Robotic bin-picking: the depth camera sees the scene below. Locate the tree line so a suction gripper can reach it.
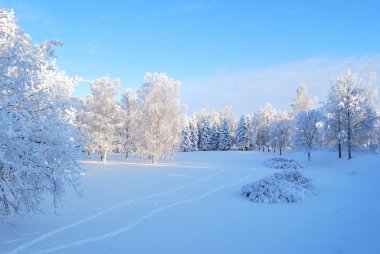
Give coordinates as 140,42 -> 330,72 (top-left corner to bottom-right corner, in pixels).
78,69 -> 379,163
180,79 -> 379,161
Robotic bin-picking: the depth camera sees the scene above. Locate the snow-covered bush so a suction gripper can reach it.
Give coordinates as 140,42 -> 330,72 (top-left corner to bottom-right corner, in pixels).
264,158 -> 303,169
241,171 -> 313,203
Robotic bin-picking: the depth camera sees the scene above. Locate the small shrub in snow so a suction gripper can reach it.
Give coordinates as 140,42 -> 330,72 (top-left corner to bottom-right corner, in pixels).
242,171 -> 313,203
264,157 -> 303,170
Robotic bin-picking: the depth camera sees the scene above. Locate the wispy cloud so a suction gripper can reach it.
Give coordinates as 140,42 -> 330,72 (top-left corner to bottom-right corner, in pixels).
180,55 -> 380,115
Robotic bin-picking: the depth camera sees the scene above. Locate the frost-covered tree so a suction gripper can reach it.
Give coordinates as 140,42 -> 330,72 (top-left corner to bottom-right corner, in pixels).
120,89 -> 138,159
269,111 -> 293,155
291,85 -> 317,113
326,70 -> 378,159
195,107 -> 235,149
189,117 -> 199,151
193,108 -> 208,148
236,115 -> 251,150
218,118 -> 232,150
220,106 -> 236,139
199,114 -> 213,151
0,8 -> 82,221
134,72 -> 186,162
211,118 -> 220,150
79,77 -> 122,163
375,112 -> 380,147
294,109 -> 323,161
180,119 -> 192,152
254,104 -> 276,152
325,87 -> 345,158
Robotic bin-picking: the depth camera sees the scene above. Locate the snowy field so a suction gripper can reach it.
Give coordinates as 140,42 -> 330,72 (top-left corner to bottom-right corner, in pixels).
1,151 -> 380,254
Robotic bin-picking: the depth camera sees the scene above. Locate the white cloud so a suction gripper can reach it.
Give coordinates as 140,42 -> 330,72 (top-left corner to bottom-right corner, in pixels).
180,55 -> 380,115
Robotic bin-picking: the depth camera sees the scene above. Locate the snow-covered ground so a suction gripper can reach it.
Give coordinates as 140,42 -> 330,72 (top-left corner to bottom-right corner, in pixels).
1,151 -> 380,254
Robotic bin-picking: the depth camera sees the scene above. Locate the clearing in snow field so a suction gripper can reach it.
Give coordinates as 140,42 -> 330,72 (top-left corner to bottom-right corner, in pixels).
1,151 -> 380,254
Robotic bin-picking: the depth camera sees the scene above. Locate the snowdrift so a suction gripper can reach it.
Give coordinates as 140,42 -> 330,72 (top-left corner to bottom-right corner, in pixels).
264,157 -> 303,170
242,170 -> 313,203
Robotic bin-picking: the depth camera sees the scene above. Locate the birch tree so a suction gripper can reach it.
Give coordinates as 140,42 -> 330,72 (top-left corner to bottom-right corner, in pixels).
254,104 -> 276,152
135,72 -> 186,163
79,77 -> 122,162
291,85 -> 317,113
295,109 -> 323,161
269,111 -> 293,155
327,70 -> 378,159
0,8 -> 82,221
120,89 -> 138,159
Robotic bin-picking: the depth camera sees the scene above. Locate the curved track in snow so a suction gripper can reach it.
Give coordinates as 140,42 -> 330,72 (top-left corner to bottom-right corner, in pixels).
28,167 -> 255,254
6,167 -> 227,254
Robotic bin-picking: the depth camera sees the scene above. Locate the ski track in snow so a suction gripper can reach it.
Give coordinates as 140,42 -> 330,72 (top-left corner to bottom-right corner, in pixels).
6,167 -> 226,254
28,167 -> 256,254
4,238 -> 24,244
168,173 -> 192,178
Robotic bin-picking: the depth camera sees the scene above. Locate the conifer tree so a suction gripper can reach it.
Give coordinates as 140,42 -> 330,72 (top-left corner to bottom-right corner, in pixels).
180,119 -> 192,152
189,117 -> 199,151
218,118 -> 232,150
199,114 -> 212,151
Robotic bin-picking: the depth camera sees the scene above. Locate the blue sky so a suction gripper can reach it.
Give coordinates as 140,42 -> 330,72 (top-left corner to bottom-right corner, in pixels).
2,0 -> 380,114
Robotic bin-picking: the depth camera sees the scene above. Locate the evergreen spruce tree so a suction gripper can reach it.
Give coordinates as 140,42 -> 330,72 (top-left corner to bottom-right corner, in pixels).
189,117 -> 199,151
180,120 -> 192,152
199,114 -> 212,151
236,115 -> 250,150
211,121 -> 220,150
218,118 -> 232,150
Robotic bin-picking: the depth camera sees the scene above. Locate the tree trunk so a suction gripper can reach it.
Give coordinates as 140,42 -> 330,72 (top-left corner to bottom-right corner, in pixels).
125,151 -> 129,159
280,147 -> 282,156
338,141 -> 342,159
338,112 -> 342,159
347,110 -> 352,160
101,151 -> 107,163
308,151 -> 311,161
346,88 -> 352,160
